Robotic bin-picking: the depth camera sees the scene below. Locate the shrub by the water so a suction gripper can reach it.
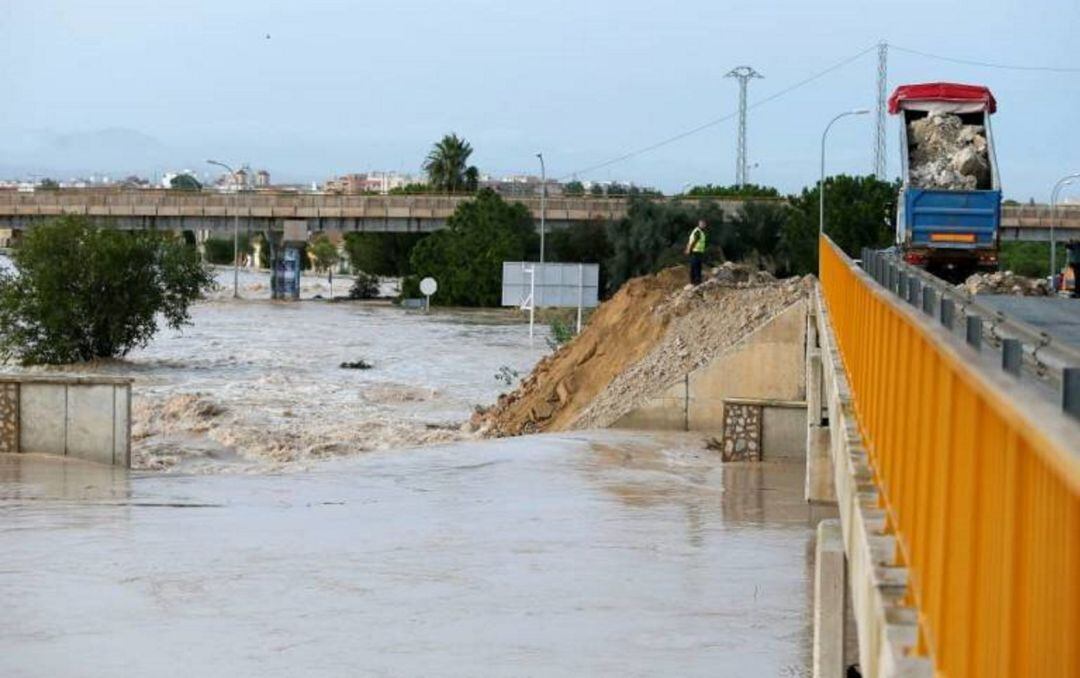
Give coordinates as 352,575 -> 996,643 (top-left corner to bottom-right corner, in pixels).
348,272 -> 380,299
0,217 -> 215,365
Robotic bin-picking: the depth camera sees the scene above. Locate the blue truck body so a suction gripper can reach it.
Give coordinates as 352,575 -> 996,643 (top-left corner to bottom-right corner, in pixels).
901,187 -> 1001,251
891,83 -> 1001,275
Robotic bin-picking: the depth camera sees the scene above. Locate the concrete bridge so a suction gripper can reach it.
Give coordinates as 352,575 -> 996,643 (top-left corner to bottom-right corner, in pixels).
807,237 -> 1079,676
0,189 -> 1075,241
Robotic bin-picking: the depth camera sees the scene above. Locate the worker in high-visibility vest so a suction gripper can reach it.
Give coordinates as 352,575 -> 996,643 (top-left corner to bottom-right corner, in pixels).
684,219 -> 708,285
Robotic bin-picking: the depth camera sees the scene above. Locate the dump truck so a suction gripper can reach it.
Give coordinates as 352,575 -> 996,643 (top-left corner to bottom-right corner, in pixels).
889,82 -> 1002,281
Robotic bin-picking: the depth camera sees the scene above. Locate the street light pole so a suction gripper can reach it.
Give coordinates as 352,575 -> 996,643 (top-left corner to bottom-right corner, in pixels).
820,109 -> 871,236
1050,173 -> 1080,283
536,152 -> 546,265
206,159 -> 241,299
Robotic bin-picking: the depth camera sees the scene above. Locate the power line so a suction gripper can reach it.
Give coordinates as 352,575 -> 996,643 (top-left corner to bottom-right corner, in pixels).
890,44 -> 1080,73
559,44 -> 878,180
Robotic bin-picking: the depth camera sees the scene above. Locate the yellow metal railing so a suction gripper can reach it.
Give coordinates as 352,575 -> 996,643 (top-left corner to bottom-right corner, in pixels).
819,235 -> 1080,677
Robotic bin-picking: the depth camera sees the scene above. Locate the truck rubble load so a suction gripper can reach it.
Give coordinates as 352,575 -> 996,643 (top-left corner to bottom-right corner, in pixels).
908,113 -> 990,190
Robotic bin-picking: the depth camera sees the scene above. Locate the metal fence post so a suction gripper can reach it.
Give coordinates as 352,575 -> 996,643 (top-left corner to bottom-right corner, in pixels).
940,298 -> 955,330
1002,339 -> 1022,376
966,315 -> 982,350
922,287 -> 935,316
1064,368 -> 1080,419
908,277 -> 921,306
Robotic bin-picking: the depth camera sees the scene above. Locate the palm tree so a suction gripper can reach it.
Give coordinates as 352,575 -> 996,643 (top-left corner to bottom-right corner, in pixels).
423,133 -> 479,193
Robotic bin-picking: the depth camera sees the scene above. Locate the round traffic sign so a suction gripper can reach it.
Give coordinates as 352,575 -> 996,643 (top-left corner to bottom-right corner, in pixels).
419,277 -> 438,296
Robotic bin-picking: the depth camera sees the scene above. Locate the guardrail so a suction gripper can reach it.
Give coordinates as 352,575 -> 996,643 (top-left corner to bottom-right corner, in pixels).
860,248 -> 1080,413
820,235 -> 1080,676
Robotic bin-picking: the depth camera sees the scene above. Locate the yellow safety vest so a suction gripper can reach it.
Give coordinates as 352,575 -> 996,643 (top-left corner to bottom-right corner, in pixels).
689,227 -> 706,253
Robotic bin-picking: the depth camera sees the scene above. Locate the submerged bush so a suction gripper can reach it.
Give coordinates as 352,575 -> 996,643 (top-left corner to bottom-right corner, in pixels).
348,272 -> 380,299
0,216 -> 215,365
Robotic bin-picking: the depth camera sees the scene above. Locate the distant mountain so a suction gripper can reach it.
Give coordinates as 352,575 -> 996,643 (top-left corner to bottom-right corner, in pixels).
0,127 -> 176,179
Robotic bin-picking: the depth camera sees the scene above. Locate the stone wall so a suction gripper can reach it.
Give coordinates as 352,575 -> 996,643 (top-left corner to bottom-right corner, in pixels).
0,376 -> 133,467
0,382 -> 17,454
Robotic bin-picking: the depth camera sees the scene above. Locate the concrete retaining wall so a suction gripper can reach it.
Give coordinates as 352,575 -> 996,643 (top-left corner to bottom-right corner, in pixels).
612,299 -> 808,459
0,375 -> 132,467
812,286 -> 931,677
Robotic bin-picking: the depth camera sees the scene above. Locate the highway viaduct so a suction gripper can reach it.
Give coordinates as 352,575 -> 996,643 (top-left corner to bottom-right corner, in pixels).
0,189 -> 1076,241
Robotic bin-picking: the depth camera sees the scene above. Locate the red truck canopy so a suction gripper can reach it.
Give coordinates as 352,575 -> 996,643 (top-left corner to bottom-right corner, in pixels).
888,82 -> 997,115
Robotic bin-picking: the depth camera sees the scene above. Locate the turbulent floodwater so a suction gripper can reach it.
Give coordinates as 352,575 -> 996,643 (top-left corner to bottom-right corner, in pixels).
0,432 -> 823,676
2,262 -> 549,472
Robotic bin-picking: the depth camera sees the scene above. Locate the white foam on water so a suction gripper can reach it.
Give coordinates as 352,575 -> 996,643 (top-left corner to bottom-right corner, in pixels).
4,266 -> 548,472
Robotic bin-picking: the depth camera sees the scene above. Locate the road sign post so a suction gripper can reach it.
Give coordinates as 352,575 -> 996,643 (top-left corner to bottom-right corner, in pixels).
419,277 -> 437,313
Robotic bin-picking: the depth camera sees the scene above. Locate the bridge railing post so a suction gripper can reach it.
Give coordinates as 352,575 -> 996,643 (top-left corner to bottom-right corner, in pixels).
940,298 -> 955,330
1063,367 -> 1080,420
907,277 -> 921,307
966,315 -> 982,351
1002,338 -> 1023,376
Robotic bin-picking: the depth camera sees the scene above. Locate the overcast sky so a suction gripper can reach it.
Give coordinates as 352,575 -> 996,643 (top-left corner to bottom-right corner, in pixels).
2,0 -> 1077,199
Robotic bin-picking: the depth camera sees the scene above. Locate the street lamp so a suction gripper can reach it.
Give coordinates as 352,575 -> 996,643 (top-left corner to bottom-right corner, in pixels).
820,109 -> 870,235
206,159 -> 242,299
536,152 -> 546,264
1050,173 -> 1080,283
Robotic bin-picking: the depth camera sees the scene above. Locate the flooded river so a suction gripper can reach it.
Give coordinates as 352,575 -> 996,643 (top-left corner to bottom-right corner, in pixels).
2,264 -> 549,471
0,432 -> 824,677
0,258 -> 827,675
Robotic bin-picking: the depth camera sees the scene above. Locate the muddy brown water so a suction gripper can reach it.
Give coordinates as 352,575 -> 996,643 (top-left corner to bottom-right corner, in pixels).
0,266 -> 551,471
0,432 -> 828,677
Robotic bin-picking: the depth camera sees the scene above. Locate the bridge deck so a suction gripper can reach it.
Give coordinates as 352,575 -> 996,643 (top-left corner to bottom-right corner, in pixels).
0,191 -> 1077,239
976,296 -> 1080,351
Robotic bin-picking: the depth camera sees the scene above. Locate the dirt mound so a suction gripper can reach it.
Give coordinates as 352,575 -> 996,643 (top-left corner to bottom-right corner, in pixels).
961,270 -> 1051,296
474,263 -> 810,436
575,275 -> 810,429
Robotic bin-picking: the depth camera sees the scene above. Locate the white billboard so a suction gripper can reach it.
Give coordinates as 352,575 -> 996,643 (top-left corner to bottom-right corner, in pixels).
501,262 -> 600,309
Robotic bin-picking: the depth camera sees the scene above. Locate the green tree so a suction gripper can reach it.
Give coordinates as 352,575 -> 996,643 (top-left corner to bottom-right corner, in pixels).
37,178 -> 60,191
999,242 -> 1066,278
546,220 -> 613,295
562,180 -> 585,196
684,183 -> 780,199
778,175 -> 898,276
348,272 -> 380,299
309,234 -> 340,273
343,232 -> 427,276
387,183 -> 432,195
0,217 -> 214,365
203,234 -> 252,265
170,174 -> 202,191
605,196 -> 730,292
407,189 -> 534,306
423,133 -> 479,193
732,201 -> 791,273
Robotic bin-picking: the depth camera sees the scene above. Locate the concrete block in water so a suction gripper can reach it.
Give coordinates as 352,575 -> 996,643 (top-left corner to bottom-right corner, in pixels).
66,385 -> 118,465
19,384 -> 67,455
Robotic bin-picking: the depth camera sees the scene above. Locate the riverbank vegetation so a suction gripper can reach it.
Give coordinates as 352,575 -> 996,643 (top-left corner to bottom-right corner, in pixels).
0,216 -> 214,365
338,173 -> 898,306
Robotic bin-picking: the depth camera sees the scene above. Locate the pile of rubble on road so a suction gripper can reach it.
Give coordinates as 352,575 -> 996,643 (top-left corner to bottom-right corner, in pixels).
960,270 -> 1051,297
470,261 -> 810,437
908,113 -> 990,190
